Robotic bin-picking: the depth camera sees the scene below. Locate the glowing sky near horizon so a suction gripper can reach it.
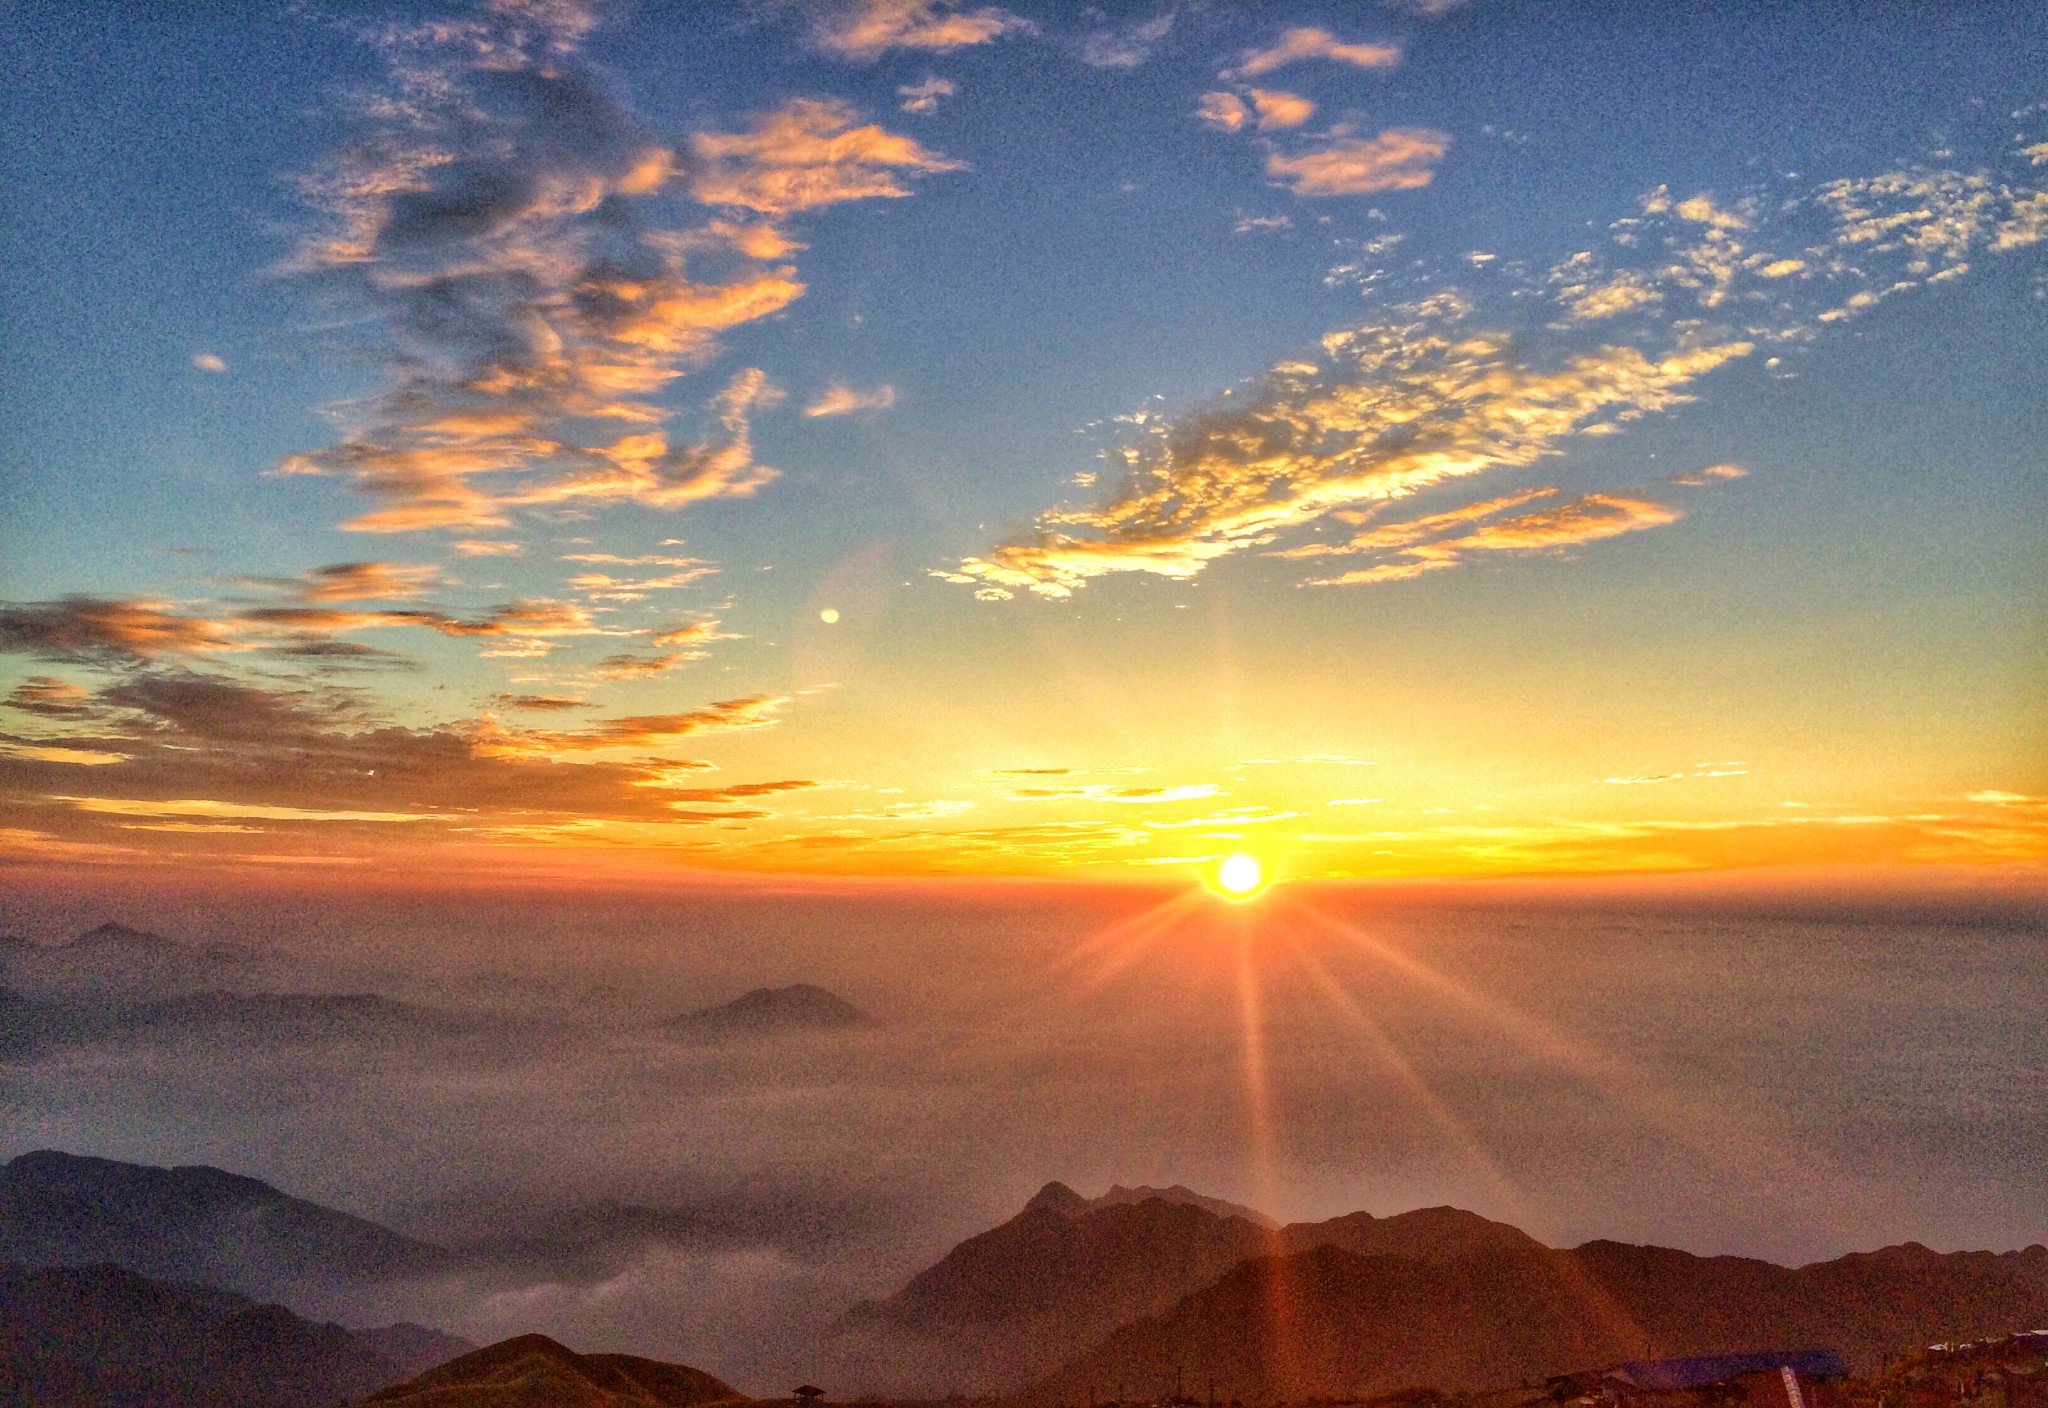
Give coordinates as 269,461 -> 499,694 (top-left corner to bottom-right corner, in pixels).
0,0 -> 2043,882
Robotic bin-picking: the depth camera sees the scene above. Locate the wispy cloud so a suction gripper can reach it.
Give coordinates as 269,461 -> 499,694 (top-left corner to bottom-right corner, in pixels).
795,0 -> 1030,61
1077,11 -> 1174,70
1247,89 -> 1315,132
1197,92 -> 1249,133
192,352 -> 227,373
688,99 -> 963,216
1229,27 -> 1400,79
938,292 -> 1750,599
1293,490 -> 1685,586
1266,127 -> 1450,196
276,7 -> 957,541
897,77 -> 955,115
0,669 -> 805,859
805,382 -> 897,417
0,596 -> 242,663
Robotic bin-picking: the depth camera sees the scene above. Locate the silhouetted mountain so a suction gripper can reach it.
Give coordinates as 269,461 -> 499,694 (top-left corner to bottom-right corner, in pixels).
829,1182 -> 1534,1395
362,1332 -> 747,1407
0,1259 -> 470,1407
663,984 -> 871,1039
0,988 -> 488,1059
0,921 -> 261,998
1025,1237 -> 2048,1403
0,1150 -> 456,1304
1091,1184 -> 1279,1229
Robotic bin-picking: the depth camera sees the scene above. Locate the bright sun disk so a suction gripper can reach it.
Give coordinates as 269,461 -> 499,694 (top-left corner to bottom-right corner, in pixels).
1217,852 -> 1263,897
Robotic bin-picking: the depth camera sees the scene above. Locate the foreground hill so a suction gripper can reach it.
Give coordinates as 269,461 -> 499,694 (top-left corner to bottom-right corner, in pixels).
0,1150 -> 455,1303
1025,1237 -> 2048,1403
0,1260 -> 468,1407
361,1333 -> 748,1407
827,1182 -> 1542,1394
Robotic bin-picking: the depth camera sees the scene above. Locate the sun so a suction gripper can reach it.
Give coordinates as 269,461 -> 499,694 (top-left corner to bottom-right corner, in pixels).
1213,852 -> 1266,900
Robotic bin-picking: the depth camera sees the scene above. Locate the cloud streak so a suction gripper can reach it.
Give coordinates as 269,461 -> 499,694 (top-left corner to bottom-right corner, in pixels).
938,293 -> 1750,599
1229,27 -> 1400,78
795,0 -> 1030,61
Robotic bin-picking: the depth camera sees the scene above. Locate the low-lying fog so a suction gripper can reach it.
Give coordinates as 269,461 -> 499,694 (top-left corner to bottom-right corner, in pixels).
3,877 -> 2043,1391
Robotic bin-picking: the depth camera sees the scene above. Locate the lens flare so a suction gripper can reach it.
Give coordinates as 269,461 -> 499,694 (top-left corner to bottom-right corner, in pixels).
1217,852 -> 1264,897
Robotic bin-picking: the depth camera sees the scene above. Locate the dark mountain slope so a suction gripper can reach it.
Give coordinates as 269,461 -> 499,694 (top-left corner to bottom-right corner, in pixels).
1027,1238 -> 2048,1403
362,1332 -> 748,1407
0,1150 -> 454,1302
0,1260 -> 467,1408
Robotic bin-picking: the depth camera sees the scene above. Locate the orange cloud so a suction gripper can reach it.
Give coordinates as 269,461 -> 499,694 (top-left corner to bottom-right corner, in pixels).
1231,27 -> 1400,78
940,296 -> 1752,599
1266,128 -> 1450,196
798,0 -> 1029,60
1197,92 -> 1249,133
897,77 -> 956,115
1248,89 -> 1315,131
5,677 -> 95,717
1302,492 -> 1685,586
805,382 -> 897,417
0,596 -> 242,663
480,695 -> 787,756
688,99 -> 963,217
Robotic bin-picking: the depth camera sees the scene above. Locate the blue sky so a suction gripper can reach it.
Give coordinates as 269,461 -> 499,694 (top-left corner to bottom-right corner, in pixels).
1,0 -> 2042,881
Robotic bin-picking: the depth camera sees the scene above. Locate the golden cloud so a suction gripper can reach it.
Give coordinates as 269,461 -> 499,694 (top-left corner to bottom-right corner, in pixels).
1231,26 -> 1400,78
1301,492 -> 1684,586
1197,92 -> 1249,133
940,294 -> 1752,599
798,0 -> 1029,60
688,99 -> 963,217
1248,89 -> 1316,131
1266,128 -> 1450,196
805,382 -> 898,417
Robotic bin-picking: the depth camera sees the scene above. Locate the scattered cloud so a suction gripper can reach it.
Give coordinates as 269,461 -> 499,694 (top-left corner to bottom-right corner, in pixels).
495,693 -> 593,711
1667,462 -> 1746,487
0,670 -> 801,858
454,540 -> 524,557
0,596 -> 242,664
689,98 -> 964,216
1384,0 -> 1472,14
192,353 -> 227,373
1248,89 -> 1315,132
1266,127 -> 1450,196
939,292 -> 1751,599
1197,92 -> 1249,133
897,77 -> 956,115
4,678 -> 95,718
1078,11 -> 1174,69
243,561 -> 444,602
1234,212 -> 1292,234
795,0 -> 1030,61
1230,27 -> 1400,79
1295,490 -> 1684,586
805,382 -> 898,417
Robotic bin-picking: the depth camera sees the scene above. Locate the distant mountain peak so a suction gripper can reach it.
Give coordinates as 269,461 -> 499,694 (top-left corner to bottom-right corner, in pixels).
1024,1181 -> 1090,1216
664,983 -> 871,1039
1094,1183 -> 1278,1229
